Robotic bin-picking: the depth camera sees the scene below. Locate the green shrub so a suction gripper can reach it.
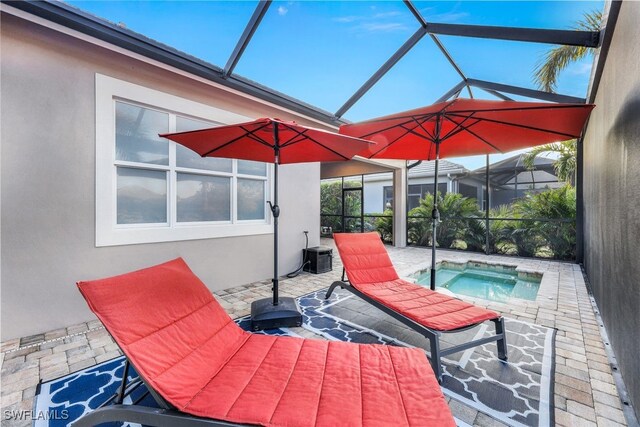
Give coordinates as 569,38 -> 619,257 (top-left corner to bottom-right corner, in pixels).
372,209 -> 393,243
407,192 -> 482,248
511,186 -> 577,260
464,205 -> 513,254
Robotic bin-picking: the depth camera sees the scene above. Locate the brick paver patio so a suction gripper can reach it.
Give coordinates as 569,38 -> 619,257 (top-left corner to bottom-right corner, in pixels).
1,240 -> 630,426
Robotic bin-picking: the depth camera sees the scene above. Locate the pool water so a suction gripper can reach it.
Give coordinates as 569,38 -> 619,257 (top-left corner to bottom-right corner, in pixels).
414,265 -> 541,302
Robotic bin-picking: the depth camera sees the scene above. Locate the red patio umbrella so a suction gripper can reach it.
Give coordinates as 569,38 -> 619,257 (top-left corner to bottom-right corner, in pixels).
340,98 -> 594,290
161,118 -> 373,330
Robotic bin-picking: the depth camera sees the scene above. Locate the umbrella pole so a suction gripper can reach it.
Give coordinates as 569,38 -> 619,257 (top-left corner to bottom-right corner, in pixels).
430,115 -> 442,292
430,141 -> 441,291
271,160 -> 279,305
250,122 -> 301,331
270,124 -> 281,306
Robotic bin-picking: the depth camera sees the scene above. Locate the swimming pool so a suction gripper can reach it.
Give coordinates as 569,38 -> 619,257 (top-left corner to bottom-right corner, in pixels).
413,262 -> 542,302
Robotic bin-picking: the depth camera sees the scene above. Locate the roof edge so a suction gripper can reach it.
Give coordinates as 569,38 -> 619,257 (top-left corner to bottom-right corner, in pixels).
3,0 -> 346,127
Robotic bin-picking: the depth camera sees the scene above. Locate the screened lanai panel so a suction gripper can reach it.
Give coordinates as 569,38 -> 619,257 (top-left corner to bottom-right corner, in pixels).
440,36 -> 593,100
424,1 -> 601,99
320,177 -> 343,235
411,1 -> 601,29
68,1 -> 257,68
233,1 -> 420,114
344,35 -> 462,122
503,170 -> 560,187
441,36 -> 550,97
66,0 -> 601,122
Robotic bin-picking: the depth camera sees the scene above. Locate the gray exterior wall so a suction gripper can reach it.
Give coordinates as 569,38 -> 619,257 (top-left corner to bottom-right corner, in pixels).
1,13 -> 321,339
582,1 -> 640,416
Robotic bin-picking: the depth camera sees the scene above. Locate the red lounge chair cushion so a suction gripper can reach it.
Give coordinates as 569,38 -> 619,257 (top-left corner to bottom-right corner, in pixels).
78,258 -> 455,427
334,232 -> 500,331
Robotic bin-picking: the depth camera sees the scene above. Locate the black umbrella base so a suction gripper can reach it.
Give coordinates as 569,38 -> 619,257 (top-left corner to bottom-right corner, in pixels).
250,296 -> 302,331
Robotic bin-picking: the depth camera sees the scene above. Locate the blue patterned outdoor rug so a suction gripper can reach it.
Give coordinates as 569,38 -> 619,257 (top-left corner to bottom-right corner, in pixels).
301,288 -> 556,427
33,319 -> 294,427
35,290 -> 554,427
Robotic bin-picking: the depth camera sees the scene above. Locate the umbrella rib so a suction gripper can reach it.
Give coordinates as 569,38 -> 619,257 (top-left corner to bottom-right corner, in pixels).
415,115 -> 437,160
443,115 -> 504,153
366,118 -> 435,158
366,133 -> 406,158
352,113 -> 438,139
276,123 -> 309,147
441,117 -> 483,142
278,134 -> 308,148
245,132 -> 277,148
278,135 -> 312,150
412,117 -> 435,141
280,135 -> 308,148
276,123 -> 352,161
446,113 -> 580,139
299,134 -> 351,161
439,112 -> 480,142
401,119 -> 436,142
201,123 -> 272,157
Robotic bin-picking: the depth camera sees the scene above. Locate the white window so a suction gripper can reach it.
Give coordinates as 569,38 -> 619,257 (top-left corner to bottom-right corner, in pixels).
96,74 -> 272,246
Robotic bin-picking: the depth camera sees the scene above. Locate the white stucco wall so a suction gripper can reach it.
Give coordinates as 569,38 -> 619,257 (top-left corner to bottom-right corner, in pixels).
0,12 -> 321,339
363,180 -> 387,213
362,174 -> 458,213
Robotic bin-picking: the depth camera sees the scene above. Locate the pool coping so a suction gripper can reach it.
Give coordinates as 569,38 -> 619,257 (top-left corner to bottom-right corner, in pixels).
402,259 -> 554,306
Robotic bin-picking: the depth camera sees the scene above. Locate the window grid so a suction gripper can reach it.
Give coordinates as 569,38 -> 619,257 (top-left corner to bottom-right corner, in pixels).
114,100 -> 268,228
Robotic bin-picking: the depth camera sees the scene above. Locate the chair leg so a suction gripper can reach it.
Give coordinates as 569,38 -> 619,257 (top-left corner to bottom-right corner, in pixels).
428,334 -> 443,383
494,317 -> 508,360
115,359 -> 130,404
325,281 -> 343,299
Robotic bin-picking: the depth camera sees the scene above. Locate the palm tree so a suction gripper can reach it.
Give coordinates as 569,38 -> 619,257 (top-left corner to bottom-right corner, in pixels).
511,186 -> 577,259
407,192 -> 482,248
533,10 -> 602,93
528,11 -> 602,185
464,205 -> 514,254
522,139 -> 577,184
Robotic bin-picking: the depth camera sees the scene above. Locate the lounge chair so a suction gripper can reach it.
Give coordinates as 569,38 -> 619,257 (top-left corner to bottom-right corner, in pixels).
76,257 -> 455,427
326,232 -> 508,382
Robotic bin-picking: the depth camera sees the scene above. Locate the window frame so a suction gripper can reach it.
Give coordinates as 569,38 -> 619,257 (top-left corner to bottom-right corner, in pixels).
96,74 -> 273,247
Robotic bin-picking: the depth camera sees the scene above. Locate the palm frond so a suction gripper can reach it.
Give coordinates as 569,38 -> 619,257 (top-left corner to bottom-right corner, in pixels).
574,10 -> 603,31
533,10 -> 602,93
534,45 -> 589,93
523,142 -> 565,169
523,140 -> 577,183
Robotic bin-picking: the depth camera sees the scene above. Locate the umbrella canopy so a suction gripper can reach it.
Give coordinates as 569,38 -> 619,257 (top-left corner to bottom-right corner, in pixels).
161,117 -> 373,330
161,117 -> 372,164
340,98 -> 594,291
340,98 -> 595,160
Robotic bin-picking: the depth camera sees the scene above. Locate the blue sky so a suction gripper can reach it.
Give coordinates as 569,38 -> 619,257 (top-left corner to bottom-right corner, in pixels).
69,0 -> 603,169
